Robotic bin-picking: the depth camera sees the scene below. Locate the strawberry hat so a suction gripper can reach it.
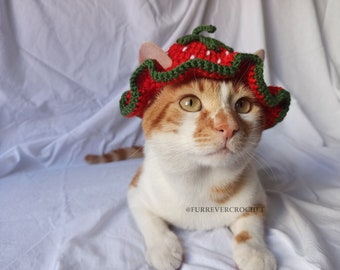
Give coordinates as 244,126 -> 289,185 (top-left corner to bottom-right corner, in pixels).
120,25 -> 290,129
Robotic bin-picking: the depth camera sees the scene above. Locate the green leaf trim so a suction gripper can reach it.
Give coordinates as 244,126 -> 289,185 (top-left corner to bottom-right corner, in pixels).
177,25 -> 234,52
120,53 -> 290,123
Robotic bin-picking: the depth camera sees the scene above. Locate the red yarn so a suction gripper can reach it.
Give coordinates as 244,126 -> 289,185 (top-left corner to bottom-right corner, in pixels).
120,25 -> 290,129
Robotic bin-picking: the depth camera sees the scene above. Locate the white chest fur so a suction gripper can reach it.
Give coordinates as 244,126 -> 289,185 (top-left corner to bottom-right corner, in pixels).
128,145 -> 266,231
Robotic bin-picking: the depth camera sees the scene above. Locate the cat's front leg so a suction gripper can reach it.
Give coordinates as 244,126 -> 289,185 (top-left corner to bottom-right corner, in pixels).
230,212 -> 276,270
129,205 -> 183,270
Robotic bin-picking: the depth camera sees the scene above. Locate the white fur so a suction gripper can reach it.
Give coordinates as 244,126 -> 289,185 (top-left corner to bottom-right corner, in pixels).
220,82 -> 230,109
128,82 -> 276,270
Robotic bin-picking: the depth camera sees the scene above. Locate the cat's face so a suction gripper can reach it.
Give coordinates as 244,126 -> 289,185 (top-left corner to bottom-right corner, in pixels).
142,79 -> 265,168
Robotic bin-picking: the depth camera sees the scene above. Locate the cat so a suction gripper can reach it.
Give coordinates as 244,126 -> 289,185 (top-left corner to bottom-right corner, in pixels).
126,76 -> 276,270
86,32 -> 282,269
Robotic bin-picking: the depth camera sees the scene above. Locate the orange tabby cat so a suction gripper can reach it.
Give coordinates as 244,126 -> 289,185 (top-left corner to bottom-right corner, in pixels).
87,78 -> 275,270
87,26 -> 290,270
128,77 -> 275,270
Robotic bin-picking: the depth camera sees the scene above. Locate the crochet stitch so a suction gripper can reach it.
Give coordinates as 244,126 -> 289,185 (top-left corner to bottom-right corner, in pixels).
120,25 -> 290,129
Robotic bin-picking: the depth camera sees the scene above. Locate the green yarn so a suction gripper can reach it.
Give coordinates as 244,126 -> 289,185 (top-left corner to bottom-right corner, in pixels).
177,25 -> 234,52
120,24 -> 290,129
192,25 -> 216,35
120,53 -> 290,121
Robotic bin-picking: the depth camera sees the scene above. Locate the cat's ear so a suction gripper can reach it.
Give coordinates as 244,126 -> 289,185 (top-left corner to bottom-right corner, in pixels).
254,49 -> 265,61
138,42 -> 172,68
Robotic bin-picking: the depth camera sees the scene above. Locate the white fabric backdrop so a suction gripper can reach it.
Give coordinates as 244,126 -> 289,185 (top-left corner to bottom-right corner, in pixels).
0,0 -> 339,269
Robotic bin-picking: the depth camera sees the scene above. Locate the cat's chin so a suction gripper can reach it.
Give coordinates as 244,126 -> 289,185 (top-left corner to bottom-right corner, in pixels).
193,147 -> 233,167
206,147 -> 229,157
194,144 -> 252,168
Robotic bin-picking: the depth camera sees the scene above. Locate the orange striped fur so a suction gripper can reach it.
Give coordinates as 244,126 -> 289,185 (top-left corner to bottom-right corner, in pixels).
129,166 -> 142,188
210,172 -> 247,204
235,230 -> 251,243
85,146 -> 143,164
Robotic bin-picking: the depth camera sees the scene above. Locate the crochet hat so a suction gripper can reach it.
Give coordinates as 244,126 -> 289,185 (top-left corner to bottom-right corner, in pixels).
120,25 -> 290,129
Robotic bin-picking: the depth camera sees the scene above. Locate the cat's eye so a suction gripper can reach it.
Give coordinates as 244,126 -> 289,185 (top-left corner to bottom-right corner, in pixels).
179,95 -> 202,112
235,98 -> 252,114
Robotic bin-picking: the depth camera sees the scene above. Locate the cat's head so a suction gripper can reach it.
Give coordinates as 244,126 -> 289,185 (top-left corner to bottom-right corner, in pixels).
142,78 -> 264,168
137,41 -> 266,168
120,26 -> 290,168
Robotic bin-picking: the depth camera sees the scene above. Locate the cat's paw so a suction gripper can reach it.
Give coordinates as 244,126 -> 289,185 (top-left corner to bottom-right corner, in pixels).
233,244 -> 276,270
146,231 -> 183,270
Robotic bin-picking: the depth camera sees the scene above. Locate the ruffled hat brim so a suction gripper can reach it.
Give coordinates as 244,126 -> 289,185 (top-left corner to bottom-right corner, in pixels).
120,25 -> 290,129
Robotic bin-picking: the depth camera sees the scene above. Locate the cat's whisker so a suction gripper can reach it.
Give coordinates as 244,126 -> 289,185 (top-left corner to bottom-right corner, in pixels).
243,150 -> 278,184
127,146 -> 144,159
234,65 -> 251,86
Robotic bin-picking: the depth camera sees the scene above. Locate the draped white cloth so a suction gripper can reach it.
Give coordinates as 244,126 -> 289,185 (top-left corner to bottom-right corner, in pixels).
1,0 -> 339,269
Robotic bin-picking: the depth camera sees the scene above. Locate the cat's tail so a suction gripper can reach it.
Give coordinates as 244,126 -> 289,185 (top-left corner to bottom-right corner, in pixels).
85,146 -> 143,164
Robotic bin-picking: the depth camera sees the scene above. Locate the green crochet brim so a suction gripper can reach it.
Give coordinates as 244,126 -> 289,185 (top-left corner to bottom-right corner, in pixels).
120,53 -> 290,128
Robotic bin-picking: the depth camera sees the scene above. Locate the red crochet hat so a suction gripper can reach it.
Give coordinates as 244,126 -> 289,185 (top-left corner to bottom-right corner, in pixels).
120,25 -> 290,129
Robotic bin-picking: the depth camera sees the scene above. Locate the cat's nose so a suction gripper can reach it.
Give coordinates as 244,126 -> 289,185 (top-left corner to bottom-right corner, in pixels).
215,122 -> 239,140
